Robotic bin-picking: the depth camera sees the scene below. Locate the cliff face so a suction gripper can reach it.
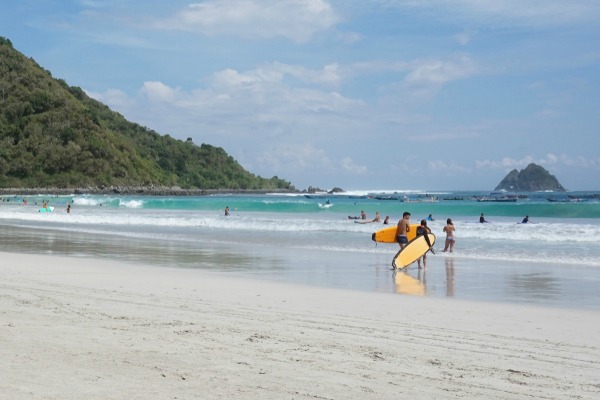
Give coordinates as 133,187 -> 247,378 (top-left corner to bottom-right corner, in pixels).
495,163 -> 566,192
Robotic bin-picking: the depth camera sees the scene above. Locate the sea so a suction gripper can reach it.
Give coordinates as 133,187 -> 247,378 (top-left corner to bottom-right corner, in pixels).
1,190 -> 599,310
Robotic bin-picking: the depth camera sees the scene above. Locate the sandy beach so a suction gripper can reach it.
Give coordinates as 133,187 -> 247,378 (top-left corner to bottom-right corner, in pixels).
1,252 -> 598,399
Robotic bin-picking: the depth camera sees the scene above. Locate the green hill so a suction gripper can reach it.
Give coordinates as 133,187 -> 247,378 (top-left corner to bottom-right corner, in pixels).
0,37 -> 294,191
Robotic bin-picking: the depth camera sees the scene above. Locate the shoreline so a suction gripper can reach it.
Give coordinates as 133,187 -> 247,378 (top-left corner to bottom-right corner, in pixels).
2,201 -> 600,311
2,251 -> 599,399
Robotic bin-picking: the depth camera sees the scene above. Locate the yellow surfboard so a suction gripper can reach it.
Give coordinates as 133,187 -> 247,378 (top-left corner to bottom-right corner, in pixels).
392,233 -> 436,269
371,223 -> 421,243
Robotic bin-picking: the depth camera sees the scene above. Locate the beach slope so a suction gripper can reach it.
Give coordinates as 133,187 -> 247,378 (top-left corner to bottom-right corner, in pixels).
1,252 -> 598,399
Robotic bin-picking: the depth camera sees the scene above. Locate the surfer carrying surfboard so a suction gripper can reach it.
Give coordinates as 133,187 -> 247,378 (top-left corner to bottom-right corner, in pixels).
396,212 -> 411,249
416,220 -> 434,268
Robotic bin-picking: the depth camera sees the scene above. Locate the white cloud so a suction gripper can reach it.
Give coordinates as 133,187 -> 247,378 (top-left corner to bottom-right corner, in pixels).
475,155 -> 537,169
447,0 -> 600,26
140,81 -> 181,103
405,55 -> 478,86
124,63 -> 360,124
475,153 -> 600,170
428,160 -> 469,173
257,143 -> 333,172
87,61 -> 365,175
78,0 -> 110,9
155,0 -> 340,42
453,31 -> 472,46
549,154 -> 600,168
405,129 -> 479,143
86,88 -> 134,109
340,157 -> 368,175
395,55 -> 480,99
378,0 -> 600,27
214,63 -> 342,87
123,62 -> 349,119
342,55 -> 479,99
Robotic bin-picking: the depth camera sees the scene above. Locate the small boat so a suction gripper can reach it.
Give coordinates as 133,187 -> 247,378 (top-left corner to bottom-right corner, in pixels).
546,197 -> 585,203
477,197 -> 517,202
373,195 -> 405,201
405,196 -> 439,203
442,196 -> 464,201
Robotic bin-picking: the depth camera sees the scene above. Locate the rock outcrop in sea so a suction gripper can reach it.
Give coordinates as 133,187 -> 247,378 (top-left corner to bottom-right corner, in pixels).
494,163 -> 566,192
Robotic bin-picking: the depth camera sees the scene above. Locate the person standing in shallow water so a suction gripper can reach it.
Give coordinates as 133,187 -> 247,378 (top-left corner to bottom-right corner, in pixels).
443,218 -> 455,253
373,211 -> 381,222
396,212 -> 411,249
224,206 -> 230,216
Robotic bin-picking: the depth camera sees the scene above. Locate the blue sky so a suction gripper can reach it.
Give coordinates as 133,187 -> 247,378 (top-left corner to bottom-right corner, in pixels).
3,0 -> 600,191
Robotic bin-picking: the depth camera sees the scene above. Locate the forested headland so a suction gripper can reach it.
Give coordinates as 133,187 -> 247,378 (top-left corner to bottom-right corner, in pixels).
0,37 -> 294,192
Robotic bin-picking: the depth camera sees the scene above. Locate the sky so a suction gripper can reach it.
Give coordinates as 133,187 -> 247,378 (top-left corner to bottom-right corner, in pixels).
2,0 -> 600,191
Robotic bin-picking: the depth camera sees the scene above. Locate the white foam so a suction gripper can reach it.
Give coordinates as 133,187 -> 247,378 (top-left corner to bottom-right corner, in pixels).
2,205 -> 600,267
119,199 -> 145,208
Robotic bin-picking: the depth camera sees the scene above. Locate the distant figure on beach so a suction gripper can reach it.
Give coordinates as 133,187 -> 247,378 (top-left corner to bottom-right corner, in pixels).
521,215 -> 529,223
396,211 -> 411,249
383,216 -> 390,225
443,218 -> 455,253
66,204 -> 71,214
224,206 -> 230,216
416,219 -> 434,269
373,211 -> 381,222
479,213 -> 488,223
426,214 -> 434,221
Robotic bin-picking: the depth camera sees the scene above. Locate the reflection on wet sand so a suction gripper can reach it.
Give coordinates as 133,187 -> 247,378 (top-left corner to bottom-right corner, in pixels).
0,225 -> 285,272
445,257 -> 455,297
393,270 -> 426,296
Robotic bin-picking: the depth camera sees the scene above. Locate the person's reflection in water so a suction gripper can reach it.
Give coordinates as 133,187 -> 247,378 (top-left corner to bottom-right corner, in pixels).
445,257 -> 455,297
393,270 -> 425,296
417,267 -> 427,288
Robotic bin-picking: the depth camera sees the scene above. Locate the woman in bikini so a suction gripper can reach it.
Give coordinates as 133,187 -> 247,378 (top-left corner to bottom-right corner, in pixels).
443,218 -> 455,253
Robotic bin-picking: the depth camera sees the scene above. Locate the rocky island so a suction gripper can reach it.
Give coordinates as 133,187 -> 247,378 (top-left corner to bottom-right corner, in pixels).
495,163 -> 566,192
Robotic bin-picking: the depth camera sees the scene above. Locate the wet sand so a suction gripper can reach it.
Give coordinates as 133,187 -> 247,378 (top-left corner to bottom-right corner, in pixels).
2,222 -> 599,310
1,252 -> 599,399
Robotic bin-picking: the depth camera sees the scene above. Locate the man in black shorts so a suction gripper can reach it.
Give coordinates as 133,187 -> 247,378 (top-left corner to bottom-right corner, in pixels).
396,211 -> 411,249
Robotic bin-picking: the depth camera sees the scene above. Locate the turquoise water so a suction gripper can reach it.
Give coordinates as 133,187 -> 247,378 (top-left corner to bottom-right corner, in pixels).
42,190 -> 600,218
1,190 -> 600,310
4,190 -> 599,217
